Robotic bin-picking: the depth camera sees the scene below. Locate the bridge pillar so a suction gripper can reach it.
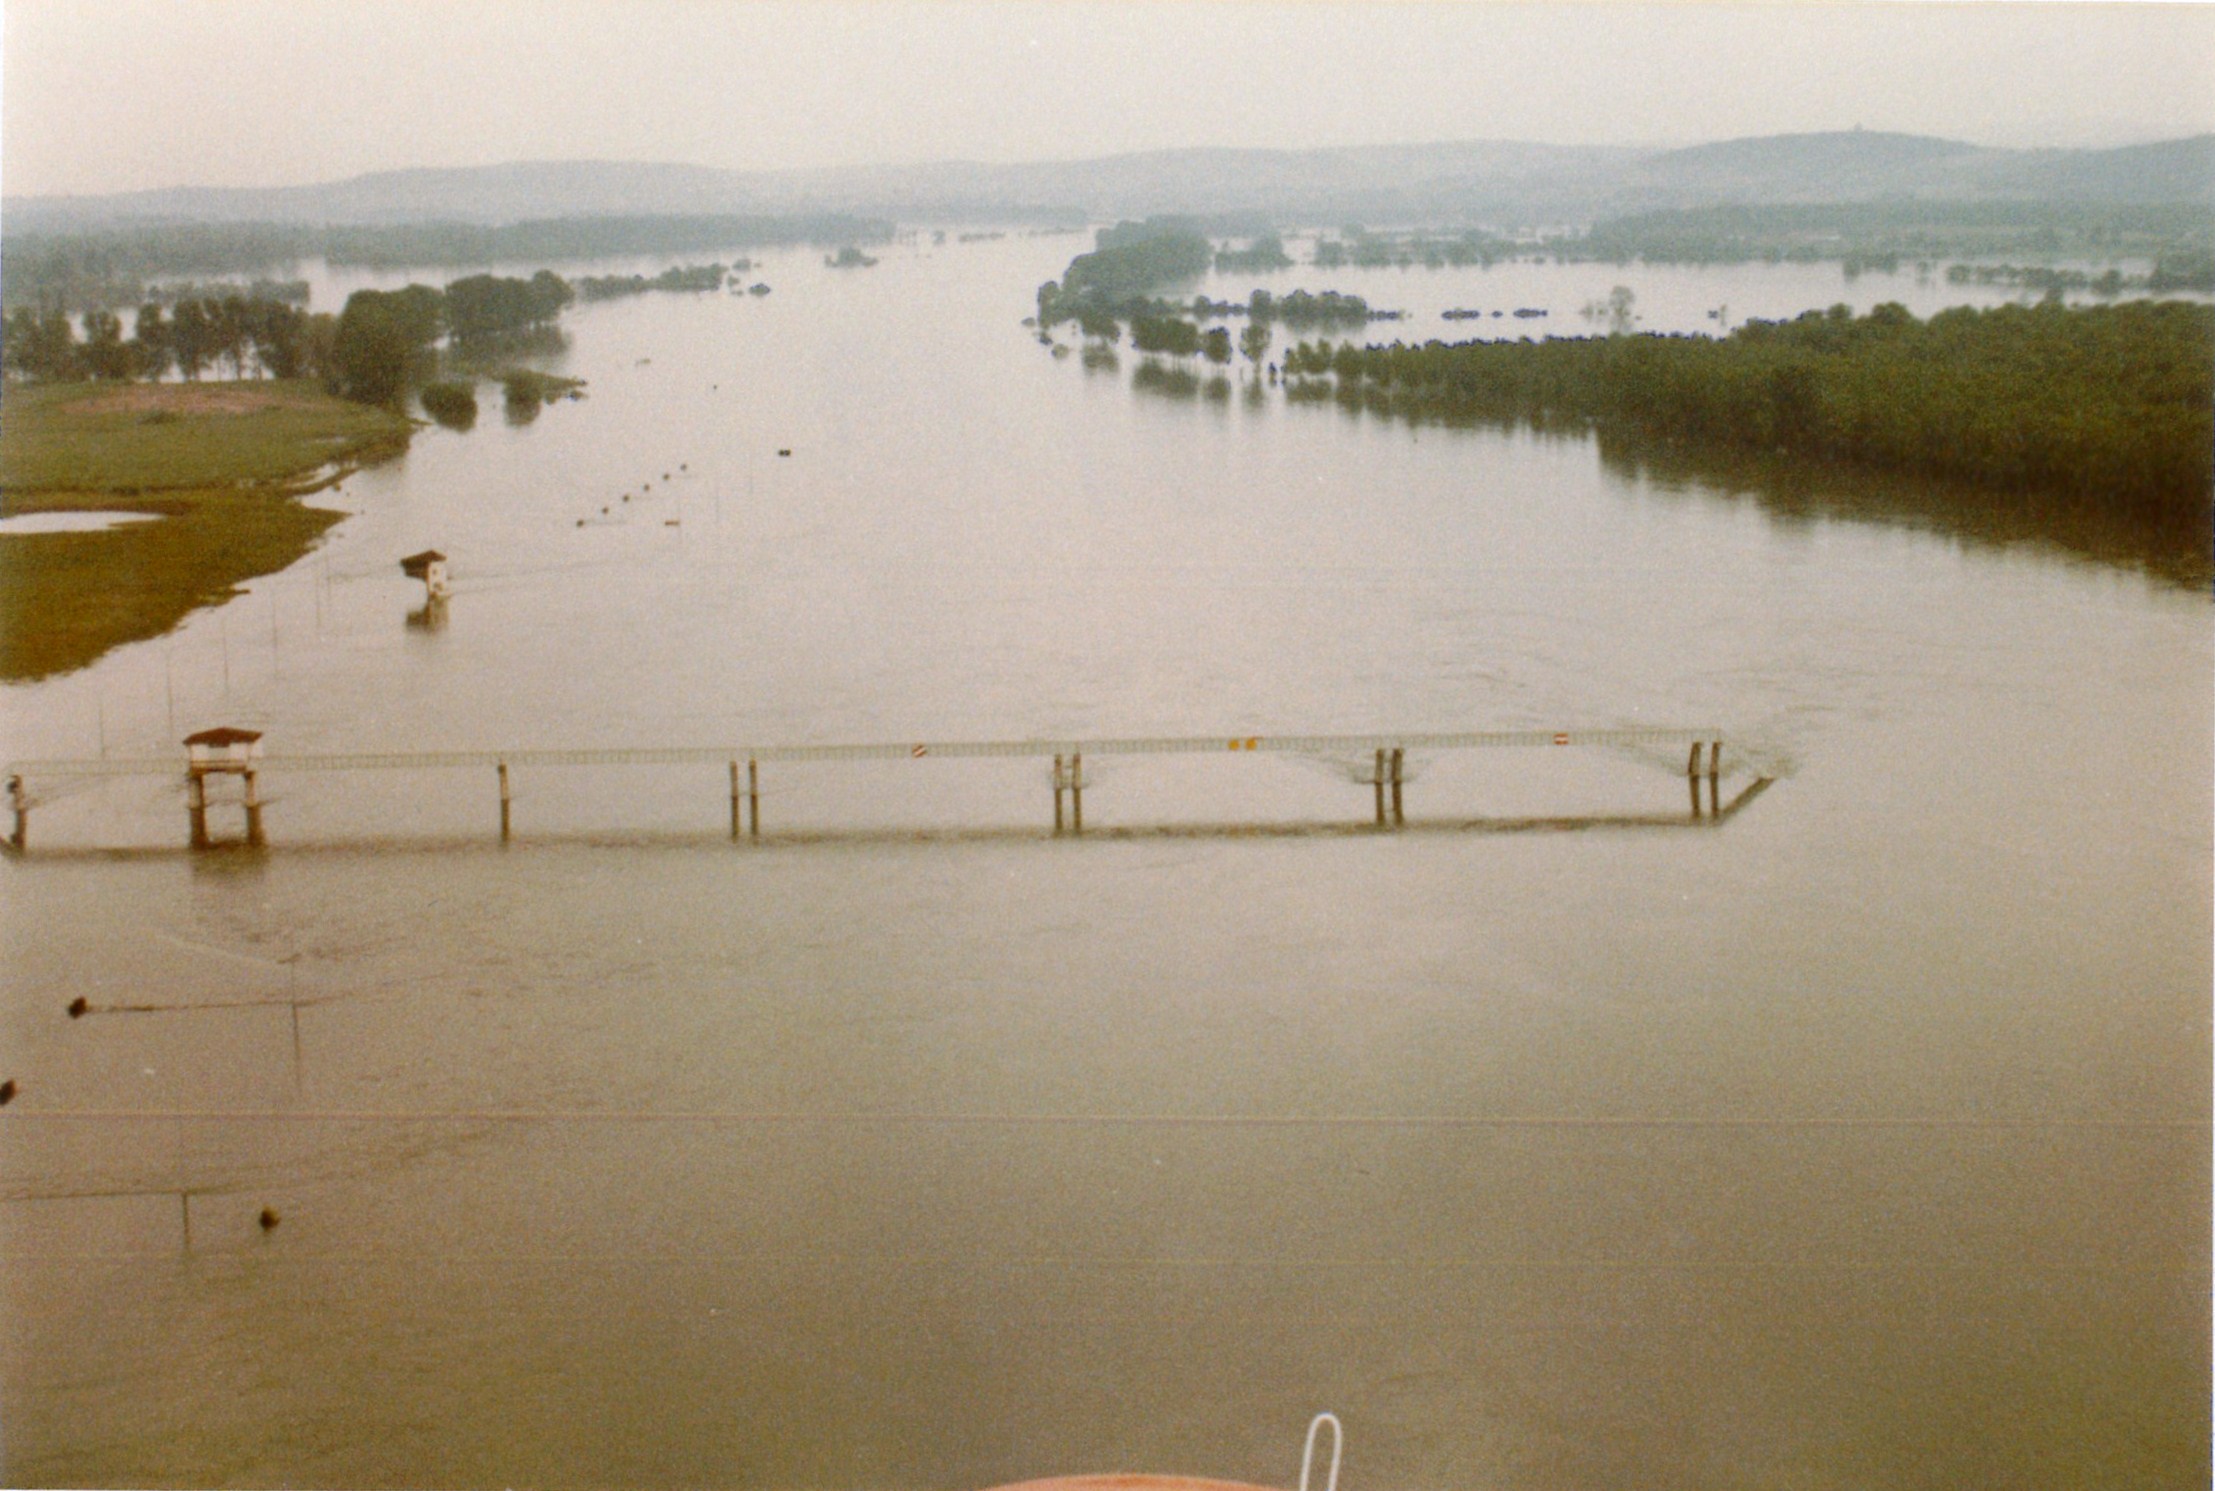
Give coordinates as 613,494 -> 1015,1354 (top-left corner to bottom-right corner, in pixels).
243,769 -> 265,848
187,773 -> 210,849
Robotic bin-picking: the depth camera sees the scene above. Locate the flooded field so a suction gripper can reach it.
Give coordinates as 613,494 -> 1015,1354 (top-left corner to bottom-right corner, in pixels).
2,235 -> 2207,1489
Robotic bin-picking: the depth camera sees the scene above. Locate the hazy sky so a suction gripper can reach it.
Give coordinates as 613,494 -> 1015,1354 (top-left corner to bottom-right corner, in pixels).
5,2 -> 2213,197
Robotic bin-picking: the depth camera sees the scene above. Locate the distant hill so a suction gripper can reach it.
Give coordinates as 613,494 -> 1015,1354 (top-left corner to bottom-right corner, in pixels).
8,132 -> 2211,234
1620,130 -> 2215,207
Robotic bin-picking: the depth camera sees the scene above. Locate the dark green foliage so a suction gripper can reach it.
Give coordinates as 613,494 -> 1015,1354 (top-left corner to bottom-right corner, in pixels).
1285,300 -> 2214,526
3,308 -> 82,380
496,368 -> 585,414
575,264 -> 728,299
824,246 -> 879,268
1201,326 -> 1233,365
1313,229 -> 1510,269
330,286 -> 445,404
1130,315 -> 1201,358
1037,230 -> 1212,325
1272,290 -> 1377,328
443,271 -> 572,340
1215,235 -> 1294,272
419,379 -> 479,429
3,294 -> 312,383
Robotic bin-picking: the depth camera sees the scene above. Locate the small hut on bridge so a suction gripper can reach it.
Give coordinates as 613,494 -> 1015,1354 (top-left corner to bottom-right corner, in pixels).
400,549 -> 450,599
183,726 -> 264,848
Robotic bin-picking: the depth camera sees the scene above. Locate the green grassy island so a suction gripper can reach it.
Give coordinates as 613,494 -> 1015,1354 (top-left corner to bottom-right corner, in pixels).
1282,299 -> 2214,568
0,380 -> 413,681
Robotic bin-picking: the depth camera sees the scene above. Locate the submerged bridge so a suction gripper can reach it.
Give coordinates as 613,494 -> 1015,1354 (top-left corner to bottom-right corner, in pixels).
5,727 -> 1767,851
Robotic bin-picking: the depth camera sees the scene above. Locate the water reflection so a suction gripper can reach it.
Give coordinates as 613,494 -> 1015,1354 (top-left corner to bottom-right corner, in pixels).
1595,429 -> 2215,588
1268,379 -> 2211,587
1131,361 -> 1201,400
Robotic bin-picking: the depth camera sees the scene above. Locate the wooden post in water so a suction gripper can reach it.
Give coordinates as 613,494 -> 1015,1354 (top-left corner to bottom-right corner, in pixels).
1052,755 -> 1066,834
748,758 -> 760,839
1070,753 -> 1083,835
1390,748 -> 1405,826
1373,749 -> 1387,826
188,773 -> 210,849
243,767 -> 264,847
497,762 -> 512,842
729,761 -> 742,840
6,775 -> 24,852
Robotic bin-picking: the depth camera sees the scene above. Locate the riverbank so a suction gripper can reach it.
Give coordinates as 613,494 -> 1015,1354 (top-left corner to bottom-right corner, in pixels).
0,379 -> 413,681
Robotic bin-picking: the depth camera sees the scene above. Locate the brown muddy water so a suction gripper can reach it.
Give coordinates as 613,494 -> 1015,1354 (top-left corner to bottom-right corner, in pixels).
1,237 -> 2207,1489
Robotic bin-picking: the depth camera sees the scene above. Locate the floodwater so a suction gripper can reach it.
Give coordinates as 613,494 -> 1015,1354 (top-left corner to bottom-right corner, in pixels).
0,511 -> 163,535
1,237 -> 2208,1490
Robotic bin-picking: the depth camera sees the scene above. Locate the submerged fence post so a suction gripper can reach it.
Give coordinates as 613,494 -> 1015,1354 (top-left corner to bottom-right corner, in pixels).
729,761 -> 742,840
243,768 -> 265,847
6,774 -> 24,852
497,762 -> 512,842
1373,749 -> 1386,826
1053,754 -> 1066,834
748,758 -> 760,839
1389,747 -> 1405,826
187,772 -> 210,850
1070,752 -> 1083,835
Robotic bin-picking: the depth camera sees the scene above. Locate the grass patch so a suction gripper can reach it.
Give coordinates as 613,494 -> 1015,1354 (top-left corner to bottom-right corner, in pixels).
1,381 -> 412,491
0,379 -> 415,681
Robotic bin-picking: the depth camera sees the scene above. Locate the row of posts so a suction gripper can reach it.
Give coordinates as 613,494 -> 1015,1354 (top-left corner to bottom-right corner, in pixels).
2,739 -> 1731,854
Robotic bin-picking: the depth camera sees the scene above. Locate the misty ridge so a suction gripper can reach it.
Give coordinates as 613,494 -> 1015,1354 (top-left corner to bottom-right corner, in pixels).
8,129 -> 2214,233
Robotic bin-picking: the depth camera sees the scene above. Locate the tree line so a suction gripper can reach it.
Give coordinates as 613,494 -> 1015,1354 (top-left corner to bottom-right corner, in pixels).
3,270 -> 582,406
1277,300 -> 2213,525
3,214 -> 891,313
4,295 -> 319,383
575,263 -> 742,300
